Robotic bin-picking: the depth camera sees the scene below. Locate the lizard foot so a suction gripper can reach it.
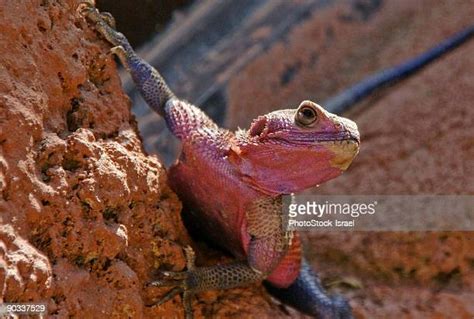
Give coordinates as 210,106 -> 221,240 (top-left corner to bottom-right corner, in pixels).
78,1 -> 176,114
77,2 -> 127,48
77,2 -> 115,28
97,11 -> 116,29
148,246 -> 197,319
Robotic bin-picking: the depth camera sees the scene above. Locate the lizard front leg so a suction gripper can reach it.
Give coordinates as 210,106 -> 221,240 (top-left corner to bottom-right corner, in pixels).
78,3 -> 220,140
149,197 -> 291,318
78,2 -> 174,116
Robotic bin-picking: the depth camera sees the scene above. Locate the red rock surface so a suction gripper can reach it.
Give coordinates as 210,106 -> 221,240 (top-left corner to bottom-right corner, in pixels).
0,1 -> 189,317
226,0 -> 474,318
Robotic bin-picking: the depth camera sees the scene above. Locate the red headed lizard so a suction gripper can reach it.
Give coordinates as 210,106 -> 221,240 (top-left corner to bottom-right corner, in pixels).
78,3 -> 473,319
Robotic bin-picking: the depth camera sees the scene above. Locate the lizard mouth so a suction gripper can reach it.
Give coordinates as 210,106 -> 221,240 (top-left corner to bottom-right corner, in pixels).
270,131 -> 360,146
313,132 -> 360,144
248,115 -> 360,145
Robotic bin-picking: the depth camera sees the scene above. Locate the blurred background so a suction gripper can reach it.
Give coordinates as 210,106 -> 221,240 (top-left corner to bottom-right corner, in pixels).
97,0 -> 474,317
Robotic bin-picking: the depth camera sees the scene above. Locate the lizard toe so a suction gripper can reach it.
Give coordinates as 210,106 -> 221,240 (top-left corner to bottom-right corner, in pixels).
147,246 -> 198,318
147,270 -> 197,319
99,12 -> 116,29
76,1 -> 96,18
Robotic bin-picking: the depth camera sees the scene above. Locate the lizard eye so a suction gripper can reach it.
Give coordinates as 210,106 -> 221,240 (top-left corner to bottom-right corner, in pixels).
295,104 -> 318,126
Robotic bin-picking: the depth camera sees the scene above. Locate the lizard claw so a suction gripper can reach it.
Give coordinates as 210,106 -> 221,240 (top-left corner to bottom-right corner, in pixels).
77,2 -> 115,28
99,11 -> 116,29
76,1 -> 95,17
77,4 -> 128,49
148,246 -> 197,319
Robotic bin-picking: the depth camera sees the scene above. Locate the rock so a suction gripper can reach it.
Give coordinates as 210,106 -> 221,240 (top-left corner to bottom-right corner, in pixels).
0,1 -> 186,317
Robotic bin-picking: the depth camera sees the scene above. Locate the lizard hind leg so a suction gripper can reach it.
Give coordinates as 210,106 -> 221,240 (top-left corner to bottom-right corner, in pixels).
148,246 -> 264,319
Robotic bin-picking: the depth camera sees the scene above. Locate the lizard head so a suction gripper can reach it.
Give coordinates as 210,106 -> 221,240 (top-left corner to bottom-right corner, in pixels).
232,100 -> 360,195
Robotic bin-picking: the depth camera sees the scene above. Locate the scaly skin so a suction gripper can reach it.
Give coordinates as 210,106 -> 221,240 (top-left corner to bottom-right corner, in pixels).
79,4 -> 359,318
323,25 -> 474,114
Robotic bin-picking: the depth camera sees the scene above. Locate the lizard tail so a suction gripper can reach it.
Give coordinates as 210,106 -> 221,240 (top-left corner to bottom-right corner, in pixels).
265,258 -> 353,319
324,25 -> 474,114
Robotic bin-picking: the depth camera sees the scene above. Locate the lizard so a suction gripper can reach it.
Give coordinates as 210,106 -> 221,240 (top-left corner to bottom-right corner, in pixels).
78,3 -> 474,318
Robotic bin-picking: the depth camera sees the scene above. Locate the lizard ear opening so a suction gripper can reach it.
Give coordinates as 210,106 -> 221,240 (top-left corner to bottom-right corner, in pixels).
249,116 -> 268,138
